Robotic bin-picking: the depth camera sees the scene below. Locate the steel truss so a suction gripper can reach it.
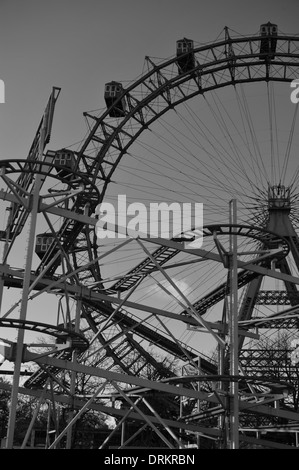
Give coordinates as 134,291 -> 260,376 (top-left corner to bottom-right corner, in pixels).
1,24 -> 299,449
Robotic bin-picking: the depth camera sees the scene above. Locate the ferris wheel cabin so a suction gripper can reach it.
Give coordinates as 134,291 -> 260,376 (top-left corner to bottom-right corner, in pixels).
53,150 -> 76,178
176,38 -> 195,74
260,22 -> 277,57
35,233 -> 58,260
104,81 -> 127,117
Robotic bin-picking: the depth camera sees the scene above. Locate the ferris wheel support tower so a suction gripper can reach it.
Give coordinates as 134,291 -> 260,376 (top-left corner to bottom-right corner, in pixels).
4,87 -> 61,449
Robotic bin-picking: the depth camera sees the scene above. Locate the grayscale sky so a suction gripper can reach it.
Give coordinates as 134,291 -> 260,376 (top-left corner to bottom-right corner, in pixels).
0,0 -> 298,160
0,0 -> 299,353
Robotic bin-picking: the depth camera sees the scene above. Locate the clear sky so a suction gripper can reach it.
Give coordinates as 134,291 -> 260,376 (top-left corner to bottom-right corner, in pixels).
0,0 -> 299,353
0,0 -> 298,160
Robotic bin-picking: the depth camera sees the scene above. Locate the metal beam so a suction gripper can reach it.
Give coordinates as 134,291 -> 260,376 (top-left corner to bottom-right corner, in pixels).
0,381 -> 221,437
24,350 -> 217,402
6,112 -> 48,449
229,200 -> 239,449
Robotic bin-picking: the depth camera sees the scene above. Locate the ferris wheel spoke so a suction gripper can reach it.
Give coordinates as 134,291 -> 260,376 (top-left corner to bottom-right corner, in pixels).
3,23 -> 299,449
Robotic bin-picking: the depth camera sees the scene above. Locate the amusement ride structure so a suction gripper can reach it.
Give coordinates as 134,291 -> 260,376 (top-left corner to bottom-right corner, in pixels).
1,22 -> 299,449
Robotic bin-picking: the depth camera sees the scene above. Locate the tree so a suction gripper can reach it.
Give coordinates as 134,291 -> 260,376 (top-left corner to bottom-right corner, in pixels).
239,331 -> 299,447
0,377 -> 10,441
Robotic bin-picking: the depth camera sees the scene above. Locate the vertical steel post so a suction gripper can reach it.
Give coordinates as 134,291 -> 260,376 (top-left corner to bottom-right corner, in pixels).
5,130 -> 46,449
197,356 -> 201,449
179,370 -> 183,449
66,297 -> 81,448
0,209 -> 12,315
218,301 -> 227,448
229,199 -> 239,449
0,270 -> 5,316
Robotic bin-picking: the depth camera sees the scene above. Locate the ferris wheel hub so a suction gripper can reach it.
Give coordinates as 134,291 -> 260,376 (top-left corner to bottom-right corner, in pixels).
268,184 -> 291,211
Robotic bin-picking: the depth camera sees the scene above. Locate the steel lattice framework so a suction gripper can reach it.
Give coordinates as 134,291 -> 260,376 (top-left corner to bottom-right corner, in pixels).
1,24 -> 299,450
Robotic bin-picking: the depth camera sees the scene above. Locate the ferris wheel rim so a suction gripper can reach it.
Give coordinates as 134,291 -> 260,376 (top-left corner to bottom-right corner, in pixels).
58,26 -> 299,331
3,25 -> 299,449
76,29 -> 299,198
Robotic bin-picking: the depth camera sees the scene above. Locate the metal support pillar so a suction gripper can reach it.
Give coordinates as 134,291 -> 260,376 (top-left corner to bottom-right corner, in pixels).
0,210 -> 12,315
0,269 -> 6,315
5,133 -> 46,449
66,297 -> 82,448
229,199 -> 239,449
218,299 -> 228,448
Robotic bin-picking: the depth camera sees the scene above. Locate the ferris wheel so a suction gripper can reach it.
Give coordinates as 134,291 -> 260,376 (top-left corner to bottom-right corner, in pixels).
1,22 -> 299,449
